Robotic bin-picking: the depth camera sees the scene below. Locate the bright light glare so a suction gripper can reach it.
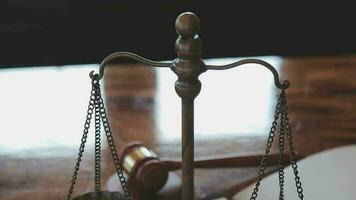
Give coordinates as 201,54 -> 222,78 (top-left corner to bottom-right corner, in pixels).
155,57 -> 281,141
0,65 -> 99,156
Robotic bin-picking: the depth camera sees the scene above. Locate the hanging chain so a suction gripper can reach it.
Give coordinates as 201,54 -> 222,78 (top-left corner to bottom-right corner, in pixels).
94,79 -> 102,191
278,89 -> 287,200
66,75 -> 132,200
283,91 -> 304,199
95,77 -> 133,200
250,86 -> 305,200
66,80 -> 96,200
249,91 -> 284,200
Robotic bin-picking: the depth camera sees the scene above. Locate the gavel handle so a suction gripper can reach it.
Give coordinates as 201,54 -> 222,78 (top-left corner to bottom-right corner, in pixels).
163,153 -> 304,171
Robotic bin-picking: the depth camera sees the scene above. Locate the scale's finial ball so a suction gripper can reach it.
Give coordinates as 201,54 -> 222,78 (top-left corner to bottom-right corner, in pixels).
175,12 -> 200,39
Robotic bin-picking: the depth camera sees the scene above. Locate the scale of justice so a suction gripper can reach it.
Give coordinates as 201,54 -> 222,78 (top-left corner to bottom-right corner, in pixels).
65,12 -> 305,200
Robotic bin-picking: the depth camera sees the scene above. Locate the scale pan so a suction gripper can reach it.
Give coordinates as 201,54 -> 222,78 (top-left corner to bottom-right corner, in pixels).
73,191 -> 126,200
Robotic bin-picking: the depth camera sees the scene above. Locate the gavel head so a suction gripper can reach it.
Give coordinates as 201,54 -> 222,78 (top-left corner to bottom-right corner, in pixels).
120,142 -> 169,193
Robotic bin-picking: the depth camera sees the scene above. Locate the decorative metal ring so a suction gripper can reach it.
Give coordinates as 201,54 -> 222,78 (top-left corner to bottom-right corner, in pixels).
89,72 -> 99,80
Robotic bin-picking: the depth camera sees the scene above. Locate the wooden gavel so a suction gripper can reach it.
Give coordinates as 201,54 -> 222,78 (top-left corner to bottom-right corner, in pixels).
119,141 -> 303,194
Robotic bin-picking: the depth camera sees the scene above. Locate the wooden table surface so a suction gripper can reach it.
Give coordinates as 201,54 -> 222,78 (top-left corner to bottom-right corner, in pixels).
1,54 -> 356,200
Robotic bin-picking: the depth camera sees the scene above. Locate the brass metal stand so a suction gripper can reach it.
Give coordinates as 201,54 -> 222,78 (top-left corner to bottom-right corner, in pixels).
92,12 -> 288,200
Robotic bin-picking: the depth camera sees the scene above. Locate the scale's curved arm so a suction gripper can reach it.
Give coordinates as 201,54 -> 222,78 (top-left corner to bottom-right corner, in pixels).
90,52 -> 172,80
206,58 -> 289,89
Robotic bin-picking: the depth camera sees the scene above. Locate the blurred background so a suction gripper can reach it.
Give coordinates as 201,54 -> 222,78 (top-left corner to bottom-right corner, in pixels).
1,1 -> 356,200
1,1 -> 356,67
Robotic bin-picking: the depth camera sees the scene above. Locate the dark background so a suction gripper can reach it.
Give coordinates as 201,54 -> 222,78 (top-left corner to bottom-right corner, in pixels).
1,1 -> 355,67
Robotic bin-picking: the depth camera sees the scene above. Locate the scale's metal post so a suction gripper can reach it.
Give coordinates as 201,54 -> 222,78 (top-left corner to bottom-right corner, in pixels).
171,12 -> 207,200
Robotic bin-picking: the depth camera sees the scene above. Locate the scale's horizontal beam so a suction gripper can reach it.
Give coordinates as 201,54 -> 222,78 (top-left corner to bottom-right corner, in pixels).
206,58 -> 289,89
90,52 -> 288,90
90,52 -> 171,80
